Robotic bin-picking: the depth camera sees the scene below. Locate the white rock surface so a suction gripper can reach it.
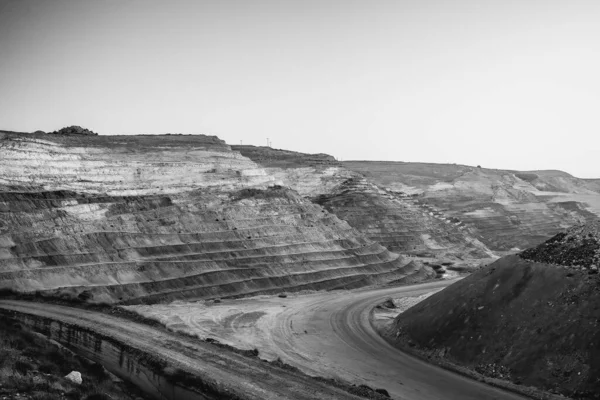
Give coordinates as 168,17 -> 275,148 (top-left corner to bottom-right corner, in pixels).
64,370 -> 82,385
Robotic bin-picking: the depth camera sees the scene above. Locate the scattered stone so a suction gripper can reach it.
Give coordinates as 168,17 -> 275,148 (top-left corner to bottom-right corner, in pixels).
64,371 -> 82,385
520,222 -> 600,270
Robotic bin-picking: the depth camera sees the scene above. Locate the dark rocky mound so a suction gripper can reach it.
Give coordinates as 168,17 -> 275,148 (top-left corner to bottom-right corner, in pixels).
49,125 -> 98,135
383,222 -> 600,399
521,222 -> 600,271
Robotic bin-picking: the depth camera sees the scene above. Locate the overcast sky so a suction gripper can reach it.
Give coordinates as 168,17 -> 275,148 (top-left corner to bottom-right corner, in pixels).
1,0 -> 599,177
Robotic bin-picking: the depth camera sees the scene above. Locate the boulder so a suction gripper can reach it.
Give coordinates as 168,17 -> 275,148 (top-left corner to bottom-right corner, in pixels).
64,371 -> 82,385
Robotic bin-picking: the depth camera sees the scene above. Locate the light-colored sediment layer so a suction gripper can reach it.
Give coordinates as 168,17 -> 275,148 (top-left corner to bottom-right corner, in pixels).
232,145 -> 496,259
0,133 -> 421,303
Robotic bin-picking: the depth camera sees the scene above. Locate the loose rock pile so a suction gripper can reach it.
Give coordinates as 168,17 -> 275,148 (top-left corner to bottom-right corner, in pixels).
520,221 -> 600,271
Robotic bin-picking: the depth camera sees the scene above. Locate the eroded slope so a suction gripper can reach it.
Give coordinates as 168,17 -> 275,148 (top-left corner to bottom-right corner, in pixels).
344,161 -> 600,251
0,133 -> 414,304
233,146 -> 494,261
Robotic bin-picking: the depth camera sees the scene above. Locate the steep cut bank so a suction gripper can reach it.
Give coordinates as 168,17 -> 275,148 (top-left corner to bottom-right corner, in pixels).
344,161 -> 600,251
383,222 -> 600,399
0,132 -> 414,304
232,146 -> 494,261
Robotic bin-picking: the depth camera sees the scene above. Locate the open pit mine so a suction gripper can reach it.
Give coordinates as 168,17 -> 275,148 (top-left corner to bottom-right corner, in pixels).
1,129 -> 599,400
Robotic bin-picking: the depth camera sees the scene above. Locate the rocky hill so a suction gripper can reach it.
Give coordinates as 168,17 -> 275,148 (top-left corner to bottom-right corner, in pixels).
49,125 -> 98,135
344,161 -> 600,252
382,222 -> 600,399
0,132 -> 420,304
233,146 -> 495,262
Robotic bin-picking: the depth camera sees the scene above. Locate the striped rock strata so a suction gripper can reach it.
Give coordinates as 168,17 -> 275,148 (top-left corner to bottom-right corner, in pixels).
233,145 -> 494,260
0,132 -> 419,304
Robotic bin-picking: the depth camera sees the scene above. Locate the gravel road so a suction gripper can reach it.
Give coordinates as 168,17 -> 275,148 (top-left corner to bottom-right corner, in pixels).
129,281 -> 529,400
0,281 -> 529,400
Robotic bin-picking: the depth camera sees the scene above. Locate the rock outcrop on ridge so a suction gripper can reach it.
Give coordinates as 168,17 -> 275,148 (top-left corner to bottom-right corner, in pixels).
344,161 -> 600,252
383,222 -> 600,399
49,125 -> 98,136
0,131 -> 419,304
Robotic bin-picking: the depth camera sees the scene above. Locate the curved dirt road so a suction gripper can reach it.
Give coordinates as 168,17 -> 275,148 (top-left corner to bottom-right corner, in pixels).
130,281 -> 527,400
0,299 -> 367,400
264,281 -> 526,400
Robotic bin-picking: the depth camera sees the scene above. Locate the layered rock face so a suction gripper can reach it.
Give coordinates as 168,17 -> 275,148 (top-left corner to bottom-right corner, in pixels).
233,146 -> 494,260
0,132 -> 272,195
232,145 -> 354,197
312,177 -> 494,259
383,223 -> 600,399
0,133 -> 413,304
344,161 -> 600,251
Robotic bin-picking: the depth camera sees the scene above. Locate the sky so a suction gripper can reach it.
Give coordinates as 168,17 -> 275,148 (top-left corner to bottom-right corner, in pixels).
1,0 -> 599,177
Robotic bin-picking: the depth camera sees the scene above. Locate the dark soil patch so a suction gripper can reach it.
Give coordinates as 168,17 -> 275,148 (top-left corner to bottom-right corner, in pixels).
385,254 -> 600,399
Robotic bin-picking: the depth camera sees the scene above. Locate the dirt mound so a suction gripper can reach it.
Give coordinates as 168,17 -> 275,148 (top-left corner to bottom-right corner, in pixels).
383,241 -> 600,398
50,125 -> 98,135
521,221 -> 600,270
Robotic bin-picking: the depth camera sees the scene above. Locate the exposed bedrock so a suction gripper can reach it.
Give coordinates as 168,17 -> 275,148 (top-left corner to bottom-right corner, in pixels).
0,133 -> 418,303
344,161 -> 600,252
0,132 -> 272,195
312,177 -> 494,259
233,145 -> 495,260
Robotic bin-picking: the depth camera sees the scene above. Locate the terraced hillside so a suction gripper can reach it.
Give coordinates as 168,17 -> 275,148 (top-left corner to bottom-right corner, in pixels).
383,222 -> 600,399
312,177 -> 493,259
0,132 -> 417,304
233,146 -> 495,261
344,161 -> 600,251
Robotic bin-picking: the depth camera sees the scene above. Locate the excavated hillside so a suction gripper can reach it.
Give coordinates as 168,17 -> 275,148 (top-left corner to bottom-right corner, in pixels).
383,222 -> 600,399
344,161 -> 600,252
0,132 -> 419,304
233,146 -> 494,261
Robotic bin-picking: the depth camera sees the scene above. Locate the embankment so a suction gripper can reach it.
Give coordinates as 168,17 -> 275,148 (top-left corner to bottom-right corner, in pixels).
0,300 -> 370,400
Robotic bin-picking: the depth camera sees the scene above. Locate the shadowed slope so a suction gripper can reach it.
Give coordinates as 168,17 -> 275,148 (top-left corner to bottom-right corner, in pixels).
383,223 -> 600,399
